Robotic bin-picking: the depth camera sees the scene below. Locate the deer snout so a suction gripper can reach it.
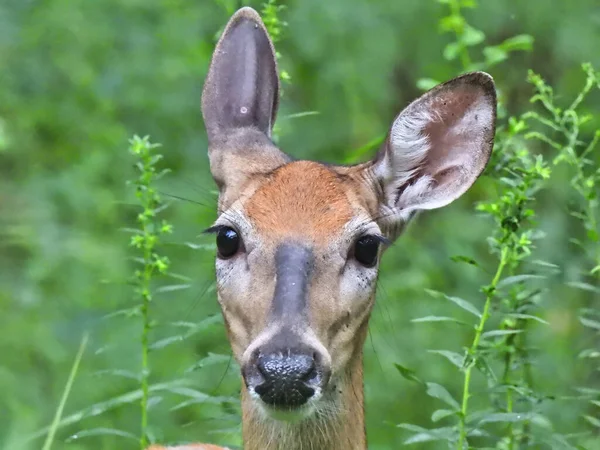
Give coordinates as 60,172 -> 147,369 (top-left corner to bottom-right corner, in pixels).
244,345 -> 330,409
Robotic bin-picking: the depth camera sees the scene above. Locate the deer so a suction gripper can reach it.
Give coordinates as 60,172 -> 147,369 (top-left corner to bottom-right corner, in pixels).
149,6 -> 496,450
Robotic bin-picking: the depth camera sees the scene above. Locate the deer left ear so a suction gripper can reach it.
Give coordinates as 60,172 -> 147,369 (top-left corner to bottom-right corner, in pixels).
370,72 -> 497,222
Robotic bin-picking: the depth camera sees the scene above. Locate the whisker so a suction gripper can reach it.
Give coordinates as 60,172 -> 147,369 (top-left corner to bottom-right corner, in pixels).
210,352 -> 234,395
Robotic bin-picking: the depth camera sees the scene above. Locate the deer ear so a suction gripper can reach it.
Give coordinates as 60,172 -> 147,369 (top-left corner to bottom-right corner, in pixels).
201,8 -> 289,208
371,72 -> 497,223
202,7 -> 280,142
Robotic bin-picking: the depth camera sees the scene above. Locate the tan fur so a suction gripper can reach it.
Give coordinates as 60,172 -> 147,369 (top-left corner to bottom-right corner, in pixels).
245,161 -> 354,243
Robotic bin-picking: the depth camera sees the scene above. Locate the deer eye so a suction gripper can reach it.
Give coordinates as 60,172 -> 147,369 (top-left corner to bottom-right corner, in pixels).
216,226 -> 240,258
353,235 -> 380,267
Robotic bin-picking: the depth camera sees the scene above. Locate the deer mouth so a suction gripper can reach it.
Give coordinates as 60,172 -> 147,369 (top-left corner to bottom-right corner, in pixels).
248,383 -> 324,422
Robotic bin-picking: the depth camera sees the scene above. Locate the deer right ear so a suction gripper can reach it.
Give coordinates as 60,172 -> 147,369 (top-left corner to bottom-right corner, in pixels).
202,7 -> 280,142
202,7 -> 289,207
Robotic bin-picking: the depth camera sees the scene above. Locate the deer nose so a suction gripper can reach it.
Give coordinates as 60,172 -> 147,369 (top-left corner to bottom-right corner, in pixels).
252,352 -> 318,408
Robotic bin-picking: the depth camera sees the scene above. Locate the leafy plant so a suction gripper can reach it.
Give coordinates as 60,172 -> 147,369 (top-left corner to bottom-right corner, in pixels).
525,63 -> 600,445
397,1 -> 588,449
128,135 -> 173,449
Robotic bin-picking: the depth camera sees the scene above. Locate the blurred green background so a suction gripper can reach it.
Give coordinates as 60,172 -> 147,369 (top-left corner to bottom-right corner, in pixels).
1,0 -> 599,449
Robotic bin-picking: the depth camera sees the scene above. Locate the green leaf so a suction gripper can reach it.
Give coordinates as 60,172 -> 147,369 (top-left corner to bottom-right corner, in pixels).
497,34 -> 534,52
92,369 -> 139,381
156,283 -> 192,293
411,316 -> 467,325
483,46 -> 508,67
567,281 -> 600,294
507,313 -> 549,324
496,274 -> 545,289
462,25 -> 485,46
579,316 -> 600,330
425,289 -> 481,318
474,356 -> 497,384
27,381 -> 189,442
478,412 -> 532,424
427,350 -> 464,368
584,415 -> 600,428
416,78 -> 440,91
443,42 -> 460,61
431,409 -> 457,422
397,424 -> 455,445
425,382 -> 460,410
394,363 -> 422,384
450,255 -> 479,267
481,329 -> 523,339
66,428 -> 137,442
578,349 -> 600,359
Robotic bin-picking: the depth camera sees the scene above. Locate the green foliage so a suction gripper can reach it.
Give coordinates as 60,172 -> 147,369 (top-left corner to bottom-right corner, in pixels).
399,2 -> 599,449
2,0 -> 600,449
42,334 -> 89,450
525,64 -> 600,446
417,0 -> 533,92
128,136 -> 173,448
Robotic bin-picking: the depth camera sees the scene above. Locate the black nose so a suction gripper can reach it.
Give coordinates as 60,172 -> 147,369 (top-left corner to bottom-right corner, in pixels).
253,352 -> 318,408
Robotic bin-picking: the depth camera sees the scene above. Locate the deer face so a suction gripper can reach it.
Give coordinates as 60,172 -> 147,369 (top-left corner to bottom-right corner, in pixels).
202,8 -> 496,422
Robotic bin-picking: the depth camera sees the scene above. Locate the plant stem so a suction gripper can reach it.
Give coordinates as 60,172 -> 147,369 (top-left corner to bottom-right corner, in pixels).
140,258 -> 151,449
502,337 -> 515,450
457,248 -> 508,449
42,333 -> 89,450
139,189 -> 157,449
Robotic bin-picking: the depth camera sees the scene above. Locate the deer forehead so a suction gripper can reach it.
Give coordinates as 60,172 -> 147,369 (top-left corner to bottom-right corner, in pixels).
244,161 -> 367,244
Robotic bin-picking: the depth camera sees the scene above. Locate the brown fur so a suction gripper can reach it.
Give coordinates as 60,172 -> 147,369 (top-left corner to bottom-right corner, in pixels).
245,161 -> 354,243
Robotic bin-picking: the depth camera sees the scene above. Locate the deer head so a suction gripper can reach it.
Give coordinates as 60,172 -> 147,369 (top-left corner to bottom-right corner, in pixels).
172,6 -> 495,450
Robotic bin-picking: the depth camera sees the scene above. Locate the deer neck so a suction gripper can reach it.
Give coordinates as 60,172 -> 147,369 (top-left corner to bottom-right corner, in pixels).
240,353 -> 367,450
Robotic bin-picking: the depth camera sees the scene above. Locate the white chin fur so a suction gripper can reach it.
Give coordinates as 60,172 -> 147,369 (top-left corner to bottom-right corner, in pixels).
249,387 -> 323,423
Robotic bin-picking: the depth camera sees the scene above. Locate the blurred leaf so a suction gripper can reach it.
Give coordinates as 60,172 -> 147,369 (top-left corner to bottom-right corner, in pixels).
450,255 -> 479,267
481,329 -> 523,338
578,349 -> 600,359
496,274 -> 545,289
474,356 -> 497,384
579,317 -> 600,330
584,415 -> 600,428
431,409 -> 457,422
92,369 -> 139,381
27,381 -> 188,442
416,78 -> 440,91
397,424 -> 455,445
462,25 -> 485,46
425,289 -> 481,318
156,283 -> 192,293
478,412 -> 533,424
497,34 -> 534,52
567,281 -> 600,294
412,316 -> 467,325
507,313 -> 549,324
443,42 -> 460,61
425,382 -> 460,410
394,363 -> 423,384
66,428 -> 137,442
483,46 -> 508,67
427,350 -> 465,368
